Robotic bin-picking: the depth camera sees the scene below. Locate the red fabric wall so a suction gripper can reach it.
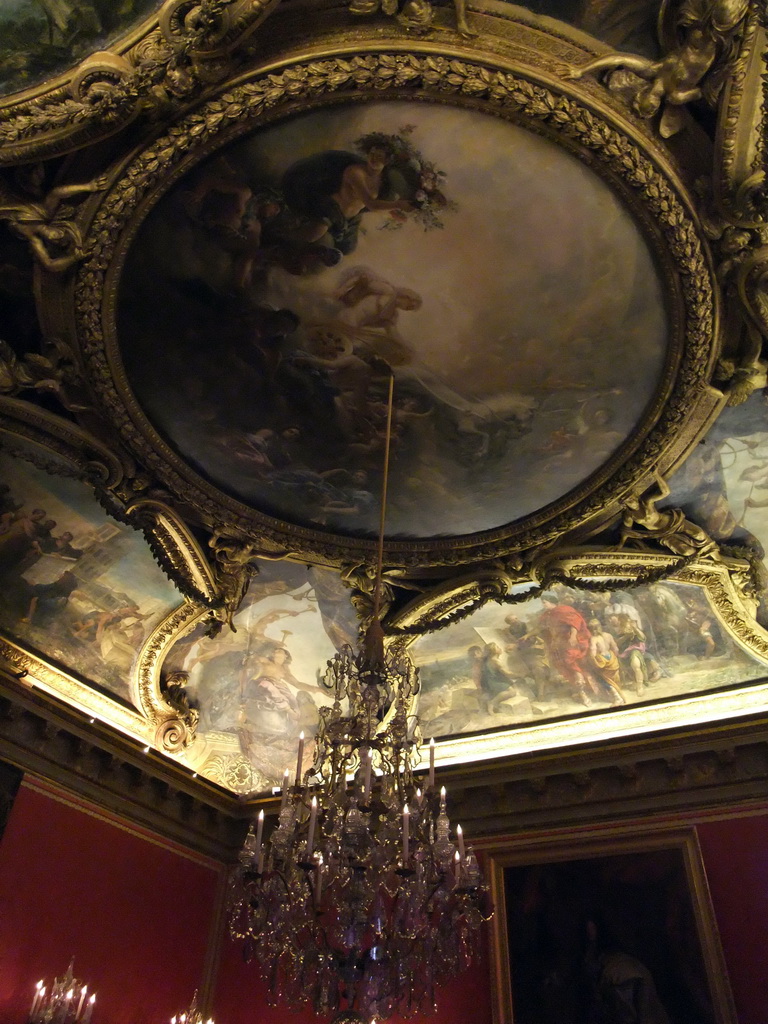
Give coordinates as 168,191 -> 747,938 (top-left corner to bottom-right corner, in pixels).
0,779 -> 224,1024
697,812 -> 768,1024
2,778 -> 767,1024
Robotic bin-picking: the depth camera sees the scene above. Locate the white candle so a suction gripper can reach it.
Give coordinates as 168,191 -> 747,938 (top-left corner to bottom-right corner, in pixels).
77,985 -> 87,1019
255,808 -> 264,848
296,731 -> 305,785
429,737 -> 435,788
416,787 -> 423,806
30,980 -> 43,1018
280,769 -> 290,810
363,748 -> 372,803
402,803 -> 410,862
315,854 -> 324,903
440,785 -> 447,812
257,840 -> 265,874
84,994 -> 95,1024
306,795 -> 318,857
454,848 -> 461,881
457,824 -> 466,861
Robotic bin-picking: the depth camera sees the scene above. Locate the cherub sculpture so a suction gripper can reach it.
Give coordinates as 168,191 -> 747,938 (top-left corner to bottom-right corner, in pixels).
348,0 -> 475,37
0,173 -> 107,273
558,0 -> 749,137
619,472 -> 720,559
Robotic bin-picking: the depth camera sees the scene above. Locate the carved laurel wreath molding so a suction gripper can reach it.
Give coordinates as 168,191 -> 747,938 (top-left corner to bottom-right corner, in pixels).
71,50 -> 718,569
0,0 -> 280,164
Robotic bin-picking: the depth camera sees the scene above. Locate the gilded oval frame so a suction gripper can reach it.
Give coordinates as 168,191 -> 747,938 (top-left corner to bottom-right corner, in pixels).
69,41 -> 721,568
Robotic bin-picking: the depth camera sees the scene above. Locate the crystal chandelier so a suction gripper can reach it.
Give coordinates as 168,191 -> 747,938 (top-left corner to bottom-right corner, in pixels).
228,380 -> 492,1021
169,991 -> 214,1024
27,960 -> 96,1023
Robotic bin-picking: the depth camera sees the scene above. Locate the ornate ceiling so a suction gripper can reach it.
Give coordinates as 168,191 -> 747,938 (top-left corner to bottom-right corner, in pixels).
0,0 -> 766,800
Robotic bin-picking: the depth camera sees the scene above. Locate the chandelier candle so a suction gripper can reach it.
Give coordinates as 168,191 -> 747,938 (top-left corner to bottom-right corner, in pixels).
27,962 -> 95,1023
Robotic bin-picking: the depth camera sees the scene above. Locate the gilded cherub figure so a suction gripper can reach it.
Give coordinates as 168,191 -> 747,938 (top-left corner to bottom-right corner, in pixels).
0,337 -> 89,412
619,472 -> 720,559
558,0 -> 749,137
207,531 -> 262,635
348,0 -> 475,37
0,173 -> 107,273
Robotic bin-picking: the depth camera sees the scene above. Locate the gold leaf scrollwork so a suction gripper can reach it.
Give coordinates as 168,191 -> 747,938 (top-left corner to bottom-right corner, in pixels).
155,666 -> 198,752
155,715 -> 194,753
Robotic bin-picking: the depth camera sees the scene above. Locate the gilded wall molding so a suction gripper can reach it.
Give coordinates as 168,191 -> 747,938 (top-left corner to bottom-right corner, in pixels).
50,33 -> 722,570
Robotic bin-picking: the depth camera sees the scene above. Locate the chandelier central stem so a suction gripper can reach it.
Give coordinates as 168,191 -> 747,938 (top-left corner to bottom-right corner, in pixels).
372,373 -> 395,628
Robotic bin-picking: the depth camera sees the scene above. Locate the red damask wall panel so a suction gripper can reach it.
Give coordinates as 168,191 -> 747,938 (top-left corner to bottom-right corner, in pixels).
0,779 -> 224,1024
697,811 -> 768,1024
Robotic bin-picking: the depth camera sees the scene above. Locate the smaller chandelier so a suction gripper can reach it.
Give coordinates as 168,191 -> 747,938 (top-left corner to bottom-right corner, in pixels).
27,960 -> 96,1023
170,991 -> 214,1024
229,620 -> 493,1020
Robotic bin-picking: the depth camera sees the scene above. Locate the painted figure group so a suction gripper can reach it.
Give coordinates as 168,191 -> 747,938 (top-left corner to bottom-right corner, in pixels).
464,584 -> 725,714
0,479 -> 151,691
140,128 -> 537,533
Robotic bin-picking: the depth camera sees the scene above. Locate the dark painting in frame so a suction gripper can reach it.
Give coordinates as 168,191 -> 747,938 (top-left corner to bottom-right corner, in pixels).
487,827 -> 736,1024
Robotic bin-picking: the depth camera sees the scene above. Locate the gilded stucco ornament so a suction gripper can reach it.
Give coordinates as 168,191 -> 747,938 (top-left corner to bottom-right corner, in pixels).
53,22 -> 721,571
206,531 -> 264,634
0,339 -> 90,414
711,222 -> 768,404
347,0 -> 476,38
0,172 -> 107,273
0,0 -> 281,165
559,0 -> 752,137
154,669 -> 200,752
618,471 -> 722,557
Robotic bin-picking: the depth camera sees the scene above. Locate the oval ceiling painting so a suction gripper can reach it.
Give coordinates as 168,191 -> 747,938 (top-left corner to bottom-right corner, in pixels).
117,101 -> 669,540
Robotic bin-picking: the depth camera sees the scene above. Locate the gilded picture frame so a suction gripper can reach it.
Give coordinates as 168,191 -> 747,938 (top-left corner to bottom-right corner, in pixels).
485,825 -> 737,1024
